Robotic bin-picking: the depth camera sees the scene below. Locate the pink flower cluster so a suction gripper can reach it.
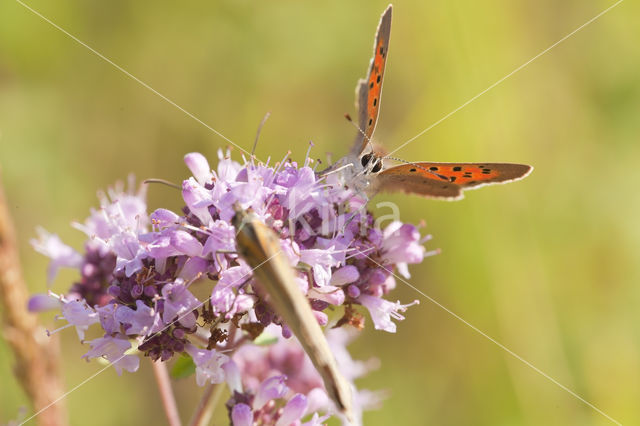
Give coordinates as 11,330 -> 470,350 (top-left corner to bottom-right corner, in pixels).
30,150 -> 431,423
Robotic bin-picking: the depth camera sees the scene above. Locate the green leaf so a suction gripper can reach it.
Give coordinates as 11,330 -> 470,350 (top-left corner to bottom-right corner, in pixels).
254,332 -> 278,346
171,354 -> 196,379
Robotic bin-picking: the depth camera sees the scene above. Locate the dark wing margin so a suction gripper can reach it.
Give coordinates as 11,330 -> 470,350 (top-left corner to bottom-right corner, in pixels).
374,170 -> 464,200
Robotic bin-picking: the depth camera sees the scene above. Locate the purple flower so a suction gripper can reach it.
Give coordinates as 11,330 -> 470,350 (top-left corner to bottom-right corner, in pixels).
31,148 -> 432,415
380,221 -> 426,278
329,265 -> 360,286
223,360 -> 243,393
73,178 -> 149,277
110,231 -> 147,277
202,220 -> 237,269
308,285 -> 345,306
114,300 -> 157,336
177,257 -> 209,281
170,230 -> 203,257
161,281 -> 200,328
150,208 -> 182,227
276,393 -> 308,426
27,293 -> 61,312
60,299 -> 99,340
300,248 -> 342,287
231,403 -> 253,426
225,373 -> 326,426
182,178 -> 216,225
96,303 -> 119,334
302,412 -> 331,426
305,388 -> 332,420
184,152 -> 214,186
74,177 -> 148,238
31,228 -> 83,283
82,335 -> 139,375
253,375 -> 288,409
185,344 -> 229,386
231,325 -> 379,423
145,228 -> 180,258
211,263 -> 255,317
358,294 -> 419,333
283,167 -> 322,216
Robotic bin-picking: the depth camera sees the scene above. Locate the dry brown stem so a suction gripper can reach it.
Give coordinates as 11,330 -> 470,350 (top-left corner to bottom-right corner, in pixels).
0,172 -> 68,426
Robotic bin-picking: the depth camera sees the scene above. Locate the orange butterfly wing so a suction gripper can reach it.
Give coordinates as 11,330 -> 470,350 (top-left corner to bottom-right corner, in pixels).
350,5 -> 392,156
375,163 -> 533,200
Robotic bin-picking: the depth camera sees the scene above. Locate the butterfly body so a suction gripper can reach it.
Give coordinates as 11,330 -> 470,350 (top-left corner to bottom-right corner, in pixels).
322,4 -> 532,200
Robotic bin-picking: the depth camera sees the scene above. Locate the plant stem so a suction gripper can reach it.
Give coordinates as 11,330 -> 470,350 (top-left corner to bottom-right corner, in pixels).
188,383 -> 226,426
152,360 -> 182,426
188,323 -> 241,426
0,171 -> 67,425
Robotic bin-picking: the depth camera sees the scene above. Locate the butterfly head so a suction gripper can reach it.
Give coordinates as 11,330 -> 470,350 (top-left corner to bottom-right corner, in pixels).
330,151 -> 383,196
360,152 -> 384,174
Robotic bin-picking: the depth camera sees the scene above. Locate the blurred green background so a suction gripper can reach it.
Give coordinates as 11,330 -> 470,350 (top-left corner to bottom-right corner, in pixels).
1,0 -> 639,425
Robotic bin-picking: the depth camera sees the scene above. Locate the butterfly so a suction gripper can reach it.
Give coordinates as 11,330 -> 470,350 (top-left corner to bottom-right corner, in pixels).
232,206 -> 354,423
323,4 -> 532,200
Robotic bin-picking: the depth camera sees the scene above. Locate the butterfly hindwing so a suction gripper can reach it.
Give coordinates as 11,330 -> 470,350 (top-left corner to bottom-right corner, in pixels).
375,162 -> 533,199
350,5 -> 392,156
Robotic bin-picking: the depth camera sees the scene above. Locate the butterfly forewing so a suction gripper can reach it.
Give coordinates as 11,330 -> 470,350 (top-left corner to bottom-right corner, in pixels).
351,5 -> 392,156
375,162 -> 533,199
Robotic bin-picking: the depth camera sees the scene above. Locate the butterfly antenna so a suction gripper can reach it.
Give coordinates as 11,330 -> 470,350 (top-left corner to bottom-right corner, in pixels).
382,156 -> 449,180
252,112 -> 271,164
143,178 -> 181,190
345,113 -> 375,154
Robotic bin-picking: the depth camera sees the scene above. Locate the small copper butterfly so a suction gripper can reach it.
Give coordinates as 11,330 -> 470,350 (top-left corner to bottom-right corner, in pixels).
324,4 -> 533,200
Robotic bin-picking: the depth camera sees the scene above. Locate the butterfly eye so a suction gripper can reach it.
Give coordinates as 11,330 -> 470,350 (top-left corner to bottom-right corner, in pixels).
361,153 -> 373,167
372,159 -> 383,173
